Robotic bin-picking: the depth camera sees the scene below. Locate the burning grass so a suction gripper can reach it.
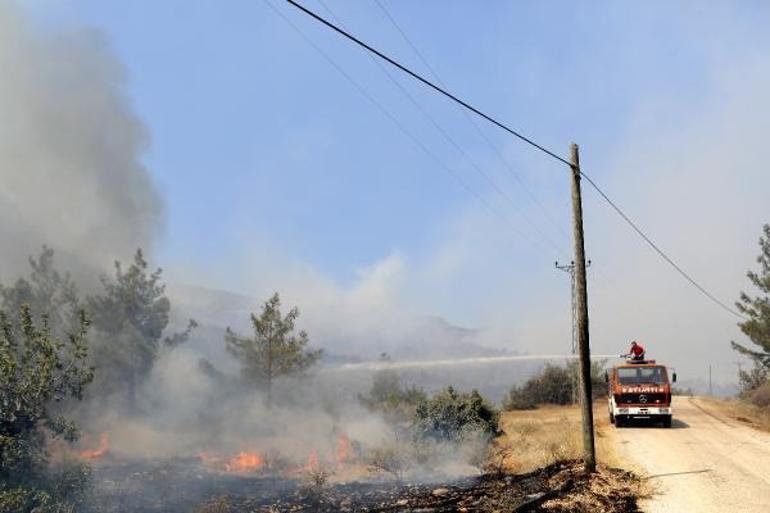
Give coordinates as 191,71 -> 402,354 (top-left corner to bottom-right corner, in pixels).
75,404 -> 649,513
185,403 -> 646,512
195,460 -> 644,512
78,433 -> 111,461
191,433 -> 367,482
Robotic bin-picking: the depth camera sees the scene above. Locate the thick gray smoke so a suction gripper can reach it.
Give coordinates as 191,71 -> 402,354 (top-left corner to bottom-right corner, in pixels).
0,2 -> 162,280
0,3 -> 487,487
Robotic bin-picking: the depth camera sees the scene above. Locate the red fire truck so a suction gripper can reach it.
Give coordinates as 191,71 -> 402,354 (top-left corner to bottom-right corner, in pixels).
606,358 -> 677,428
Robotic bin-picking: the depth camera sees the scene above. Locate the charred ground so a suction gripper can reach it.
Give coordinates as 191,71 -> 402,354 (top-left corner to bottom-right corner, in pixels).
83,459 -> 642,513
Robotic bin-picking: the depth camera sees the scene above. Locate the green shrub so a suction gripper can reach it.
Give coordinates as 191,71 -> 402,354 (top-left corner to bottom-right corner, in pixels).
503,387 -> 538,410
503,361 -> 607,411
739,363 -> 769,397
359,370 -> 427,422
412,386 -> 500,443
0,305 -> 94,513
504,364 -> 571,410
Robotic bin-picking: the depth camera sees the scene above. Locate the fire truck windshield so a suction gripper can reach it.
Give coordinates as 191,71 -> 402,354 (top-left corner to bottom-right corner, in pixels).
617,366 -> 668,385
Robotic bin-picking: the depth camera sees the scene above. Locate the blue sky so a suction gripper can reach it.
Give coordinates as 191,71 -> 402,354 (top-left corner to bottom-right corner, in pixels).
28,0 -> 725,278
13,0 -> 770,380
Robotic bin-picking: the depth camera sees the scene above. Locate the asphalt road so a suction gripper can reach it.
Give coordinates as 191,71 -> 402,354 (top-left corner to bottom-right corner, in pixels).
613,396 -> 770,513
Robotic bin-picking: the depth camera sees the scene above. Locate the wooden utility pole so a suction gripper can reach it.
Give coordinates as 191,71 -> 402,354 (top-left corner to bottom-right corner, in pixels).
569,142 -> 596,473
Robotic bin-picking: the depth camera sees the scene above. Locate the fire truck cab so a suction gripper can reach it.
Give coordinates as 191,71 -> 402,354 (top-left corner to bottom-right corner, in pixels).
606,359 -> 676,428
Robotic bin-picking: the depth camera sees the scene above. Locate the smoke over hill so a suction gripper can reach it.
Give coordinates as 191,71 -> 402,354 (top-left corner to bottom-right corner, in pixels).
168,283 -> 509,365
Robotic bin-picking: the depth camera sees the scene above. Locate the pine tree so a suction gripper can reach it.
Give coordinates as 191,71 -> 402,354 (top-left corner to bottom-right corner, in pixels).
225,292 -> 321,406
87,249 -> 196,410
732,224 -> 770,371
0,246 -> 80,336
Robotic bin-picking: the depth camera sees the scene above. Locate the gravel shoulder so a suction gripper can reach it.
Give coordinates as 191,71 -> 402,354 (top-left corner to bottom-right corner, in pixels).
611,395 -> 770,513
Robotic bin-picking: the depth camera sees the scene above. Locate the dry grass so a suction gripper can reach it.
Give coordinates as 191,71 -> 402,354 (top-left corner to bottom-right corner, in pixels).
496,403 -> 623,474
542,463 -> 652,513
494,405 -> 653,511
698,396 -> 770,433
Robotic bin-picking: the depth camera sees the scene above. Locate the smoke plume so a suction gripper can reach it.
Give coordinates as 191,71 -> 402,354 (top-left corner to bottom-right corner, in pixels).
0,1 -> 162,280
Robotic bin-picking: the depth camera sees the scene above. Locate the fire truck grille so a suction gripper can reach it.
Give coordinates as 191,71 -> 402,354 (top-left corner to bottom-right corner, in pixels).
617,392 -> 668,404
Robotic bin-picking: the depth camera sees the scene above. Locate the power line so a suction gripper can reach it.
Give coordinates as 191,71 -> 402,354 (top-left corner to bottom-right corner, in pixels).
316,0 -> 566,255
262,0 -> 551,257
280,0 -> 744,320
372,0 -> 572,243
284,0 -> 571,167
579,173 -> 745,318
369,0 -> 633,299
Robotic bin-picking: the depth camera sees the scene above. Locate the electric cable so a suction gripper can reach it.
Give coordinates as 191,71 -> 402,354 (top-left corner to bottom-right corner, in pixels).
281,0 -> 745,320
263,0 -> 553,258
372,0 -> 571,243
315,0 -> 566,255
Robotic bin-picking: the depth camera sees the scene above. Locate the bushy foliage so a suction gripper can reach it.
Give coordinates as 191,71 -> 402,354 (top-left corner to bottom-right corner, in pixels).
412,386 -> 500,443
503,388 -> 538,411
503,361 -> 607,411
87,249 -> 196,410
738,362 -> 769,396
504,365 -> 571,410
358,370 -> 426,422
732,224 -> 770,372
0,247 -> 81,337
0,305 -> 94,513
225,293 -> 321,405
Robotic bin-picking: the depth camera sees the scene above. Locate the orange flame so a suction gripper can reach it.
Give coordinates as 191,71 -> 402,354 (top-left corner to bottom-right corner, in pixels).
78,433 -> 110,460
307,449 -> 320,471
336,434 -> 355,467
225,451 -> 264,472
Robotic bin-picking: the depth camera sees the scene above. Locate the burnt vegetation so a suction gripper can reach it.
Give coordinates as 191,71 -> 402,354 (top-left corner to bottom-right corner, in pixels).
192,460 -> 645,513
0,247 -> 647,513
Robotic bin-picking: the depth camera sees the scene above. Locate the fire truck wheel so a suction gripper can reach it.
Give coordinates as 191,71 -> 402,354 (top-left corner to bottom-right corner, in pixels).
662,415 -> 672,428
609,412 -> 615,424
615,415 -> 625,428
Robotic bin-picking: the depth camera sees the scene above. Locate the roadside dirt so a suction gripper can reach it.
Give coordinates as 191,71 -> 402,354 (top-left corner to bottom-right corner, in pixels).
611,395 -> 770,513
699,395 -> 770,433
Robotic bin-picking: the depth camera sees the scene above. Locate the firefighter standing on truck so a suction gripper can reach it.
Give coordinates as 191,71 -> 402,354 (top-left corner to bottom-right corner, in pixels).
629,341 -> 646,361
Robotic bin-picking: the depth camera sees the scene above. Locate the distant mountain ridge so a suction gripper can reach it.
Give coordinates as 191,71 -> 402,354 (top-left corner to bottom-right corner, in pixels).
167,283 -> 509,364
